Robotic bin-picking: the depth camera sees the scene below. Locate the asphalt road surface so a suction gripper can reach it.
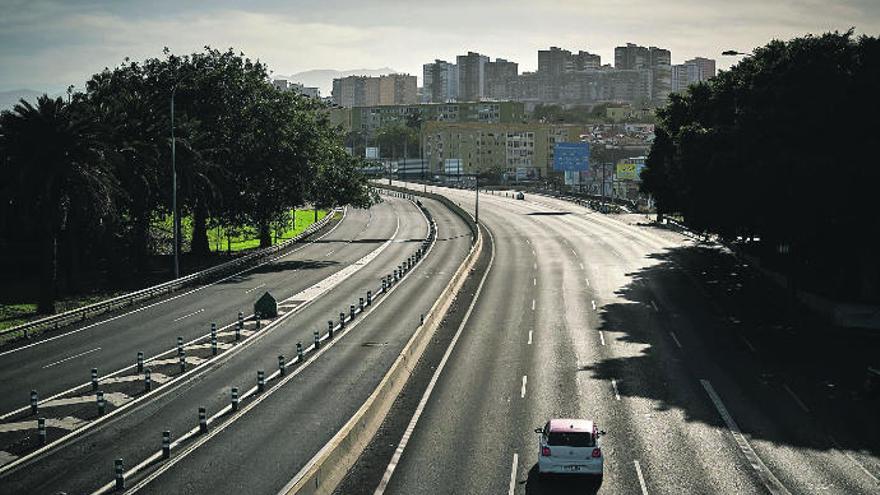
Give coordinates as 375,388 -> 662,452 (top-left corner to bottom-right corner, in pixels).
364,183 -> 879,495
0,194 -> 474,494
0,203 -> 388,416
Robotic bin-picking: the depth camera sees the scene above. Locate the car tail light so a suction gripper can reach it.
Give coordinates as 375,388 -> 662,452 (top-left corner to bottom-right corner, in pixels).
541,446 -> 551,457
591,448 -> 602,458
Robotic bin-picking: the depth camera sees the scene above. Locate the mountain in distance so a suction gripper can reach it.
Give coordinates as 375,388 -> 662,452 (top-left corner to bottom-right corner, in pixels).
280,67 -> 398,97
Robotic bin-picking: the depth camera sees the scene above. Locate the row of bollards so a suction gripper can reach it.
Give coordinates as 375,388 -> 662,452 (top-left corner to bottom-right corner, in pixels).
106,209 -> 435,490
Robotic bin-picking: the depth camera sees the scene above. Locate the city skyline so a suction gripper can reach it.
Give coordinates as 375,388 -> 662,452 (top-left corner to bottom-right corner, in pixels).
2,0 -> 878,93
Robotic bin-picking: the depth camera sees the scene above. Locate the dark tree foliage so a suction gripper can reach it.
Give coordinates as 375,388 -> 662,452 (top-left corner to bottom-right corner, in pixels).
0,96 -> 117,312
641,31 -> 880,301
0,47 -> 376,313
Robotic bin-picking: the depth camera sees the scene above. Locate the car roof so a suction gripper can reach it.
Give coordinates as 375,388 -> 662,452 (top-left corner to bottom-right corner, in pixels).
548,418 -> 594,433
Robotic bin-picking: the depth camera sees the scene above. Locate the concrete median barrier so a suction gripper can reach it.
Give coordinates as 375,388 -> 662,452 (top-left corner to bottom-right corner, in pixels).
279,185 -> 484,495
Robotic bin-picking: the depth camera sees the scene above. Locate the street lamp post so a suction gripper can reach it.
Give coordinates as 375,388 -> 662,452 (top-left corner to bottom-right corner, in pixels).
171,85 -> 180,279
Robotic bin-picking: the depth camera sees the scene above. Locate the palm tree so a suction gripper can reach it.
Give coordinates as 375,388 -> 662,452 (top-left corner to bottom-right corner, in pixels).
0,95 -> 115,313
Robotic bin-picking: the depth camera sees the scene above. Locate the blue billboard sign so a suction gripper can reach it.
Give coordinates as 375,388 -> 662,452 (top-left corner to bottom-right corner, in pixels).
553,142 -> 590,172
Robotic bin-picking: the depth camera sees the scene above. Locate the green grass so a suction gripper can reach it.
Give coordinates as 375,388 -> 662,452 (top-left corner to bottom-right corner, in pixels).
0,303 -> 37,332
0,209 -> 330,336
158,209 -> 327,253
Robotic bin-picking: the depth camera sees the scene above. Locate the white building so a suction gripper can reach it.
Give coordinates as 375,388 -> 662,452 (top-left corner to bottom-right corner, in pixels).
272,79 -> 321,99
671,57 -> 716,93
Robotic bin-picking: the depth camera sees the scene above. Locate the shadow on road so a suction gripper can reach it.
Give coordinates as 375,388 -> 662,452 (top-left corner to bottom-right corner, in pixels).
580,244 -> 880,457
526,211 -> 572,216
310,238 -> 390,244
523,464 -> 602,494
221,259 -> 340,282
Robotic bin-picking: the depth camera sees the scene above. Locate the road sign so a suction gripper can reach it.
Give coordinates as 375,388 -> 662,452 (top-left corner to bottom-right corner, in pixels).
553,142 -> 590,172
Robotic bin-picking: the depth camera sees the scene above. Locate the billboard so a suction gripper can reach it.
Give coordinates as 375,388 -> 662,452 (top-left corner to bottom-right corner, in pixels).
365,147 -> 379,160
553,142 -> 590,172
616,157 -> 646,181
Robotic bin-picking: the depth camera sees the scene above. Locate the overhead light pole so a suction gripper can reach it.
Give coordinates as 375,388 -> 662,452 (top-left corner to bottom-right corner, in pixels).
170,84 -> 180,279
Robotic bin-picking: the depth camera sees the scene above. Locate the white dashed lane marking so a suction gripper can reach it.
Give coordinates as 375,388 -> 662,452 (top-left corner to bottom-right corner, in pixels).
244,283 -> 265,294
782,384 -> 810,413
508,453 -> 519,495
173,308 -> 204,322
42,347 -> 101,369
634,460 -> 649,494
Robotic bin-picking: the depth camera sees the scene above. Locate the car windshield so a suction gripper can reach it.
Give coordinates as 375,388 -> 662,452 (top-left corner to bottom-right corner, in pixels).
547,431 -> 595,447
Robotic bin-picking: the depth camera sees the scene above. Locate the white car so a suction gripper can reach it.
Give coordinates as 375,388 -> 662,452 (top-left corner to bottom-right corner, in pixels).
535,418 -> 604,479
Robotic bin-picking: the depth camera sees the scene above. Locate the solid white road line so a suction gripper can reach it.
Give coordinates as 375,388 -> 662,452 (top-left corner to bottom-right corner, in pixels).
599,331 -> 606,346
172,308 -> 204,322
531,299 -> 535,311
611,379 -> 621,400
634,460 -> 649,495
521,375 -> 528,398
373,226 -> 496,495
244,283 -> 266,294
829,435 -> 880,484
700,379 -> 792,495
782,384 -> 811,413
669,332 -> 683,349
41,347 -> 101,369
509,453 -> 519,495
528,331 -> 532,345
112,206 -> 426,495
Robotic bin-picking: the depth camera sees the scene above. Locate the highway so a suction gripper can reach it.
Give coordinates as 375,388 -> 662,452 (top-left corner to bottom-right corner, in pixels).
0,203 -> 390,416
0,193 -> 474,494
343,183 -> 880,495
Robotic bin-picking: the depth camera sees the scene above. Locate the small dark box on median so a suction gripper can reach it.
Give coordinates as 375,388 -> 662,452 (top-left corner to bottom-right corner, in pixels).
255,292 -> 278,318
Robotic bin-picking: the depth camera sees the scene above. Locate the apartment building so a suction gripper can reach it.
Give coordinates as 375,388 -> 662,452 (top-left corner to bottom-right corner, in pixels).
422,121 -> 591,180
329,101 -> 526,134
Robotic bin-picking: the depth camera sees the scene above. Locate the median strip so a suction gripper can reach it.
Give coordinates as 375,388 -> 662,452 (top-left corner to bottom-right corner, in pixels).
280,186 -> 486,495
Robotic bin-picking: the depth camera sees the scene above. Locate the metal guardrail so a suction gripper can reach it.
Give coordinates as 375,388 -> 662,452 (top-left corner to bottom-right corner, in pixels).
1,210 -> 340,340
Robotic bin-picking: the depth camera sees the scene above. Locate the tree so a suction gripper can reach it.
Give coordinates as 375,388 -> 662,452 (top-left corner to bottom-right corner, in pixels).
0,96 -> 116,313
641,31 -> 880,301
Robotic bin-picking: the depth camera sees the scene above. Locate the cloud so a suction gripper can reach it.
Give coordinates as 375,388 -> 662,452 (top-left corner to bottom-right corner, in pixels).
1,0 -> 878,92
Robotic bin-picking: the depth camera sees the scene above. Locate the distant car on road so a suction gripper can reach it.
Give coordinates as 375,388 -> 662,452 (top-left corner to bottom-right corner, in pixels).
535,419 -> 604,480
515,191 -> 525,200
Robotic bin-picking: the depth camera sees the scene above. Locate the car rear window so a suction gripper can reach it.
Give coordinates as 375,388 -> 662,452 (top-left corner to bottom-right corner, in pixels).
547,431 -> 594,447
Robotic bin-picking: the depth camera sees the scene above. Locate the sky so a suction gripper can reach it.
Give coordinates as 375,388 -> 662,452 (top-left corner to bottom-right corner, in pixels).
1,0 -> 878,94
